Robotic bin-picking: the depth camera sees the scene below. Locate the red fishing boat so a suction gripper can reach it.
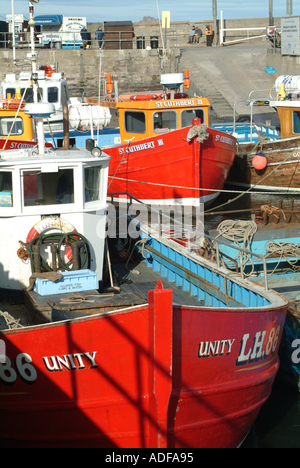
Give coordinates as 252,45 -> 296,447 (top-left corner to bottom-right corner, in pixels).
0,277 -> 287,448
0,1 -> 287,448
82,71 -> 237,207
104,119 -> 236,207
0,99 -> 54,151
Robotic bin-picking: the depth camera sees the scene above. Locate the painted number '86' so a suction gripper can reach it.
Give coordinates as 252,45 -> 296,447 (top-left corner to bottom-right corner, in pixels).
0,353 -> 37,384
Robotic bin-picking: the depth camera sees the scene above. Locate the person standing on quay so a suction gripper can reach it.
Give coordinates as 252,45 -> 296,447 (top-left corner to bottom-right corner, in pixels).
194,27 -> 202,44
188,26 -> 196,44
80,26 -> 88,49
95,26 -> 104,49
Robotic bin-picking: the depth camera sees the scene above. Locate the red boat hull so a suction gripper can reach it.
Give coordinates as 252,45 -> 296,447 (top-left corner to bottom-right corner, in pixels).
0,139 -> 53,150
0,284 -> 286,448
104,125 -> 236,206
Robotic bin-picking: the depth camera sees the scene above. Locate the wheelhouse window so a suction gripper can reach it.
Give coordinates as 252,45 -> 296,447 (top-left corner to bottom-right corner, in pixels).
124,111 -> 146,134
0,171 -> 13,207
5,88 -> 16,98
293,111 -> 300,134
47,87 -> 59,103
153,110 -> 177,133
181,108 -> 205,127
0,116 -> 23,136
4,88 -> 43,102
84,166 -> 101,202
23,168 -> 74,206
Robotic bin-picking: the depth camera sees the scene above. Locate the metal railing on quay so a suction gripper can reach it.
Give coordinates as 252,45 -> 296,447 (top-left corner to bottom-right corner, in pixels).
0,29 -> 181,50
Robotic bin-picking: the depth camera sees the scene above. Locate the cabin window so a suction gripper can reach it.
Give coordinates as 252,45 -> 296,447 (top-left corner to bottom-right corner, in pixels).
0,116 -> 23,136
5,88 -> 16,98
4,88 -> 43,102
0,171 -> 13,207
181,108 -> 205,127
153,111 -> 177,133
47,87 -> 59,104
84,166 -> 101,202
19,88 -> 43,103
23,168 -> 74,206
293,111 -> 300,134
124,111 -> 146,134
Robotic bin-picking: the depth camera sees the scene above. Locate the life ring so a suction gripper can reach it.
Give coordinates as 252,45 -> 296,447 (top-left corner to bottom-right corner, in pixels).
0,99 -> 24,110
156,92 -> 189,100
130,94 -> 159,101
26,217 -> 77,262
166,92 -> 189,99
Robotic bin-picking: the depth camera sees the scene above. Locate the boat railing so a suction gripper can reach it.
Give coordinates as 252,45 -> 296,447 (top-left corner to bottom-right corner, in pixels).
232,91 -> 280,143
108,192 -> 269,290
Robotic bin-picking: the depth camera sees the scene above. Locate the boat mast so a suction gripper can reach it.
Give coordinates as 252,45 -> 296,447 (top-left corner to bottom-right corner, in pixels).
28,0 -> 40,103
11,0 -> 16,65
26,0 -> 49,156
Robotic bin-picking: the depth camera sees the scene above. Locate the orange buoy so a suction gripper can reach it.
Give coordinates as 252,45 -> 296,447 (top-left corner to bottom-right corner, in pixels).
184,69 -> 191,90
252,152 -> 267,170
106,74 -> 114,95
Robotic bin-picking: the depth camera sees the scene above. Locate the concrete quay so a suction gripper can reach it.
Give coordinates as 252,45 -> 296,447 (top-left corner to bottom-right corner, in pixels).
0,42 -> 293,125
179,45 -> 281,123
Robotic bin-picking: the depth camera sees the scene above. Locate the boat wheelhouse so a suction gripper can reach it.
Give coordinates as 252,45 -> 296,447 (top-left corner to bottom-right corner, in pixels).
227,75 -> 300,192
0,102 -> 110,293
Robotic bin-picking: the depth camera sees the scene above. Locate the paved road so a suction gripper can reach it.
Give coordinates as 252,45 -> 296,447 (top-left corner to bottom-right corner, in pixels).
181,45 -> 280,124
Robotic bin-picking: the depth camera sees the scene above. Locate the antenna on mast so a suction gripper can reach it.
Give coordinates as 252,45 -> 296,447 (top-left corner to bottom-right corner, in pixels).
25,0 -> 55,156
28,0 -> 40,102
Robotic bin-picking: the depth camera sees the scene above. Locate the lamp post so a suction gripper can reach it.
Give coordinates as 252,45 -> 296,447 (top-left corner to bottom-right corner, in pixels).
212,0 -> 217,46
28,1 -> 40,103
11,0 -> 16,64
269,0 -> 273,26
287,0 -> 293,16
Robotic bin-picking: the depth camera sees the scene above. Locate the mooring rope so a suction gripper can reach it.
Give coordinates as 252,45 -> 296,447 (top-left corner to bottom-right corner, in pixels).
215,220 -> 258,276
265,241 -> 300,275
0,311 -> 23,330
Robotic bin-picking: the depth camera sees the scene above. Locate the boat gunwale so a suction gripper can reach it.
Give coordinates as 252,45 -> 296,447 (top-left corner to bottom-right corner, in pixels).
0,290 -> 287,336
141,225 -> 288,310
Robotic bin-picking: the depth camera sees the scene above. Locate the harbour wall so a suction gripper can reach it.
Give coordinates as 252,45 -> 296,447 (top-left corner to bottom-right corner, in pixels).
0,16 -> 299,97
0,48 -> 181,98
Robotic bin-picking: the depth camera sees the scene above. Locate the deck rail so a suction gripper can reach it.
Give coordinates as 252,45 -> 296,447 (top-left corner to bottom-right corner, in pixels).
108,192 -> 269,290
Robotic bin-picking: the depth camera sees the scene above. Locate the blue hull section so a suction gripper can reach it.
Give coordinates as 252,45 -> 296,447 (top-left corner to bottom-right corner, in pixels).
141,233 -> 271,309
45,127 -> 121,149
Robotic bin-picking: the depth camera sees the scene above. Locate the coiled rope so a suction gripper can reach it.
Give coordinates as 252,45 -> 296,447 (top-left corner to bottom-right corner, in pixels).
0,311 -> 23,330
216,220 -> 258,276
265,240 -> 300,275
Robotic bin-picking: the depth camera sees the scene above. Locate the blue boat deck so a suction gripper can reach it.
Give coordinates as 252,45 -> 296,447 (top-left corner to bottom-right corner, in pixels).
212,123 -> 280,143
211,224 -> 300,303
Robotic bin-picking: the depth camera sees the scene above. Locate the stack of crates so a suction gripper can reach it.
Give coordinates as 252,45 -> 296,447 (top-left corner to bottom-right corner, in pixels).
104,21 -> 134,49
